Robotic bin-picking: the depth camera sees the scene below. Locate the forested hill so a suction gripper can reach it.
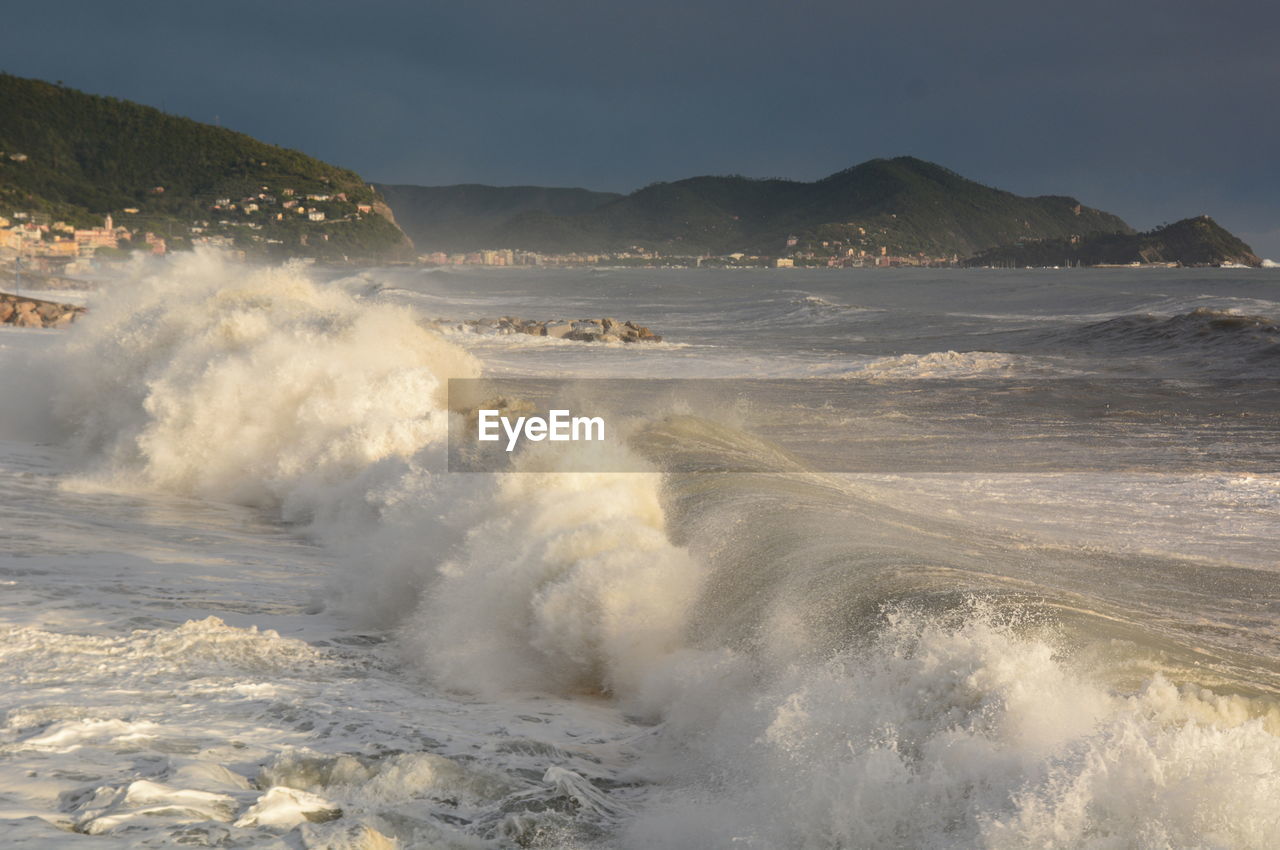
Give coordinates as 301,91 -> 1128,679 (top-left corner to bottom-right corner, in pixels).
374,183 -> 622,252
0,73 -> 411,261
469,157 -> 1134,257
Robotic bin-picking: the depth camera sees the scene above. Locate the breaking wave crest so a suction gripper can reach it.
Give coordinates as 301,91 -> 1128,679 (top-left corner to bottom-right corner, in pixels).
624,603 -> 1280,849
408,442 -> 703,700
1061,307 -> 1280,368
39,252 -> 477,522
781,294 -> 873,323
845,349 -> 1052,379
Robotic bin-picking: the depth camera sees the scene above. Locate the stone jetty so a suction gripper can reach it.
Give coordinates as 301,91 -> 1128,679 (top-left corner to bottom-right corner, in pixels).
0,292 -> 87,328
439,316 -> 662,343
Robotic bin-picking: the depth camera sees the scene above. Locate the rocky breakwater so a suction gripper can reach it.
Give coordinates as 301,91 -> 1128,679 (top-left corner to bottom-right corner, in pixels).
449,316 -> 662,343
0,292 -> 87,328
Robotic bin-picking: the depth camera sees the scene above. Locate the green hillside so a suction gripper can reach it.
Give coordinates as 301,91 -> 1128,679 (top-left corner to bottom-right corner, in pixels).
964,216 -> 1262,267
0,73 -> 411,261
375,183 -> 621,252
484,157 -> 1133,257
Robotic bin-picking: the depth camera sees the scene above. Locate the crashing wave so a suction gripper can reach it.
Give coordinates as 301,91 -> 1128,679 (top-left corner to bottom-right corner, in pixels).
778,293 -> 875,324
1059,307 -> 1279,366
38,250 -> 477,522
841,349 -> 1049,379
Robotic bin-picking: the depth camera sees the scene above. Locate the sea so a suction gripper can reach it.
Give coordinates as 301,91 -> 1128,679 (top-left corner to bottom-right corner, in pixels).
1,251 -> 1279,848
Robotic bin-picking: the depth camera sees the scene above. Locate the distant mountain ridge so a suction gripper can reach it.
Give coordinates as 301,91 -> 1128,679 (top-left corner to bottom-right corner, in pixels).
0,73 -> 412,261
382,157 -> 1135,259
374,184 -> 621,252
2,72 -> 1259,268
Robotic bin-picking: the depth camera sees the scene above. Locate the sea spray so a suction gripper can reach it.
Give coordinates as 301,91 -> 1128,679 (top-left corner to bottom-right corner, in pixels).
38,250 -> 477,522
409,438 -> 703,701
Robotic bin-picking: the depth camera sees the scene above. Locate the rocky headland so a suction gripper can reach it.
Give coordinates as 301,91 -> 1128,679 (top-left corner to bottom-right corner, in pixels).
963,216 -> 1262,268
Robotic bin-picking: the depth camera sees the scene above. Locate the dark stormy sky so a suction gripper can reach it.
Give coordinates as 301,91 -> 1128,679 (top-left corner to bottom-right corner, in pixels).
5,0 -> 1278,255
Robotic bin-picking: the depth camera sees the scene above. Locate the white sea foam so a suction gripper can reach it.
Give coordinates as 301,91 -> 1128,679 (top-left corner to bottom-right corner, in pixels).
33,250 -> 477,523
847,349 -> 1051,379
407,440 -> 703,701
623,605 -> 1280,849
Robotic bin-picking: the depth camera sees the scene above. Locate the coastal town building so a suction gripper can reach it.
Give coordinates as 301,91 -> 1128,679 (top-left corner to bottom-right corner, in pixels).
73,215 -> 122,256
0,211 -> 174,269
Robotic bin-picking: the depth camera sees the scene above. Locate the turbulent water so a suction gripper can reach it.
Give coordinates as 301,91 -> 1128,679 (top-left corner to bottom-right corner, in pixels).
2,253 -> 1279,848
